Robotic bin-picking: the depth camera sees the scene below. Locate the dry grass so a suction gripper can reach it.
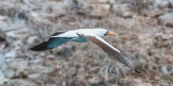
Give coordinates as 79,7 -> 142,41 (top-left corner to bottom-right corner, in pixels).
0,0 -> 173,86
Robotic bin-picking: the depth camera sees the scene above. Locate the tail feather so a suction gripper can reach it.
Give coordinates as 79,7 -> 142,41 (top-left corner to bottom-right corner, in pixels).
29,37 -> 69,51
29,42 -> 52,51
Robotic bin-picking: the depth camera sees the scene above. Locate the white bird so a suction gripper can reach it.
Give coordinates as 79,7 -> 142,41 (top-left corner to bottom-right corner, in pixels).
29,28 -> 141,73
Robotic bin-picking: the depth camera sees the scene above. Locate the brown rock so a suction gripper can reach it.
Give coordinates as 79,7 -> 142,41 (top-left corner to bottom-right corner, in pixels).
112,4 -> 134,18
78,3 -> 111,17
28,73 -> 42,80
50,2 -> 67,17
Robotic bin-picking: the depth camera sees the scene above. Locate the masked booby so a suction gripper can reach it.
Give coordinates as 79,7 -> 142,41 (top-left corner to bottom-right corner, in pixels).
29,28 -> 141,73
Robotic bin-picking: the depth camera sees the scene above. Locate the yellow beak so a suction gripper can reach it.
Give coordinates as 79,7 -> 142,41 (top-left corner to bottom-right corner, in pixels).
106,31 -> 117,36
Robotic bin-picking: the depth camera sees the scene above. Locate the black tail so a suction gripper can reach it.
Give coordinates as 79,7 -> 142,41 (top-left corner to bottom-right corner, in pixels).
29,42 -> 52,51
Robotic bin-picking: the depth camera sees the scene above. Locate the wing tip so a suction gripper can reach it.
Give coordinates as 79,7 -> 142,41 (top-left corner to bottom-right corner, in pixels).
28,46 -> 42,51
52,32 -> 65,36
134,68 -> 142,73
28,42 -> 50,51
28,47 -> 40,51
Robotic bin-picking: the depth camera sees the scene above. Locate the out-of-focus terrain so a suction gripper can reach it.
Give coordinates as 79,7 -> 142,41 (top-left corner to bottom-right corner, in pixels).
0,0 -> 173,86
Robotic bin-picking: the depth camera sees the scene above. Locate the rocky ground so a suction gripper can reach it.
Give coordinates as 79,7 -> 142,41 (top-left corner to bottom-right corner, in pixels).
0,0 -> 173,86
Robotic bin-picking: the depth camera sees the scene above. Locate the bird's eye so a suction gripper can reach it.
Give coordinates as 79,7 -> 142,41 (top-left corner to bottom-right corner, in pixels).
104,31 -> 109,36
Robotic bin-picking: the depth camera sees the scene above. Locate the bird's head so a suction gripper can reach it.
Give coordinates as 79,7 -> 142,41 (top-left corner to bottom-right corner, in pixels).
93,28 -> 117,37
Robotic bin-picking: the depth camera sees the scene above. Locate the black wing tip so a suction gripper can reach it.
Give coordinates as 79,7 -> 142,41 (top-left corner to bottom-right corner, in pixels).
29,42 -> 51,51
28,47 -> 40,51
28,46 -> 42,51
134,69 -> 142,73
52,32 -> 65,36
29,47 -> 50,51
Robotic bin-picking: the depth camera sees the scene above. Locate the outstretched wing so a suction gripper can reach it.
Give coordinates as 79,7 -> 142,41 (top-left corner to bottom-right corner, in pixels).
77,33 -> 141,73
29,37 -> 69,51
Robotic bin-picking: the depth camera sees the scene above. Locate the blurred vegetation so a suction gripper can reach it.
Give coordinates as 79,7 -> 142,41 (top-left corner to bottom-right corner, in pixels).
0,0 -> 173,86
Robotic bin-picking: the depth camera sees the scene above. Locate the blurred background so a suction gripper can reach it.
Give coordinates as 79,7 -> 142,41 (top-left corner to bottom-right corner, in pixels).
0,0 -> 173,86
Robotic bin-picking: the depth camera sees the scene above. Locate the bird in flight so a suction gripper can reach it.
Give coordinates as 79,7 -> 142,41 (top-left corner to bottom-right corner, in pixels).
29,28 -> 141,73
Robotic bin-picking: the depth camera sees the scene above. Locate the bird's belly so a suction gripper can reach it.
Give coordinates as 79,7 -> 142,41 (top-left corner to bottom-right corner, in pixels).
71,37 -> 88,42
